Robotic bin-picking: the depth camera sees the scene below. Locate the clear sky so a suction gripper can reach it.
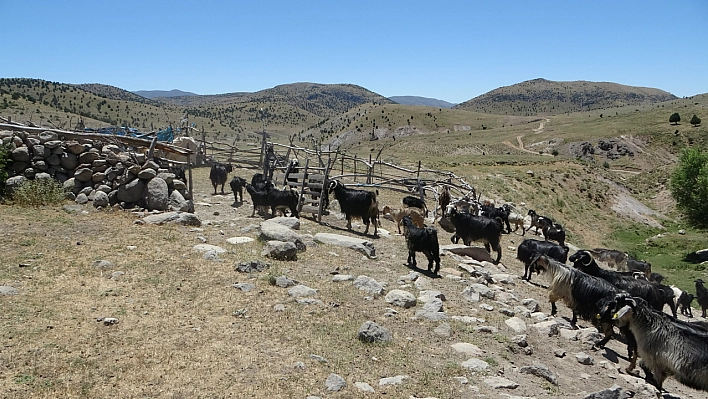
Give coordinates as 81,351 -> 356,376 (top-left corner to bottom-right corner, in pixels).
3,0 -> 706,104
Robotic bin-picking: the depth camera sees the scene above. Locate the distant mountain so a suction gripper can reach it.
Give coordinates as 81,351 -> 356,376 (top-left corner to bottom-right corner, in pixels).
454,78 -> 677,116
388,96 -> 455,108
132,89 -> 198,98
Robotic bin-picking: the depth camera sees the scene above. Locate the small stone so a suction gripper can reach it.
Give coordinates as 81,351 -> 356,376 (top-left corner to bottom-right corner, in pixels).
92,260 -> 113,270
576,352 -> 595,365
287,284 -> 317,297
354,382 -> 374,393
232,283 -> 255,292
358,321 -> 392,343
482,376 -> 519,389
332,274 -> 355,282
325,373 -> 346,391
433,322 -> 452,337
451,342 -> 484,357
520,364 -> 558,385
378,375 -> 410,386
0,286 -> 19,295
461,358 -> 489,372
385,289 -> 417,308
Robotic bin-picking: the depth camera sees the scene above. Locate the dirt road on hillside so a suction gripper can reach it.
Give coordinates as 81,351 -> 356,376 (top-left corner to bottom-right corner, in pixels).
503,118 -> 553,155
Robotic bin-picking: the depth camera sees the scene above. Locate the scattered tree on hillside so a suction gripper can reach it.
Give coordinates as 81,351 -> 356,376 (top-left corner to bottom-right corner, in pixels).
690,114 -> 701,127
670,147 -> 708,227
669,112 -> 681,125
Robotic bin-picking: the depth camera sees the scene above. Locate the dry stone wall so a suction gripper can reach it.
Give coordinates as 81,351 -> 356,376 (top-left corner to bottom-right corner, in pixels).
2,130 -> 192,212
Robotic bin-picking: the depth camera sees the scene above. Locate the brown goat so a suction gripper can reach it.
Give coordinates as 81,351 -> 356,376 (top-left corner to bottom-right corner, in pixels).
382,206 -> 425,234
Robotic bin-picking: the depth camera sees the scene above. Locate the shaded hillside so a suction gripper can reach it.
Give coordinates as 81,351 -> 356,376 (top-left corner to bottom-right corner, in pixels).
133,89 -> 198,99
455,78 -> 677,116
0,78 -> 205,136
73,83 -> 157,105
388,96 -> 455,108
161,83 -> 393,119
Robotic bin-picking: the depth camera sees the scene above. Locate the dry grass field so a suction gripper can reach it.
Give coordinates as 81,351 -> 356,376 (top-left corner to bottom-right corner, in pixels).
1,166 -> 706,398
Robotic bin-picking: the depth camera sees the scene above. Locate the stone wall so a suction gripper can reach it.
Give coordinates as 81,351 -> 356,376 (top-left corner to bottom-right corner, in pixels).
2,130 -> 192,212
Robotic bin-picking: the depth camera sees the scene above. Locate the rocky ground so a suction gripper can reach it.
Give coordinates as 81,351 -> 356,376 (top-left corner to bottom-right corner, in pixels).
1,167 -> 702,399
179,168 -> 701,399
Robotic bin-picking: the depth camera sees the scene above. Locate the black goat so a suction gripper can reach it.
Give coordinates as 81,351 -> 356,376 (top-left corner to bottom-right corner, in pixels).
402,215 -> 440,274
678,290 -> 695,318
523,209 -> 553,236
696,278 -> 708,318
402,195 -> 428,217
570,250 -> 675,317
437,186 -> 451,221
245,183 -> 300,218
612,293 -> 708,392
251,173 -> 269,190
529,255 -> 637,370
542,223 -> 566,247
328,180 -> 379,236
481,204 -> 512,234
229,176 -> 246,203
209,163 -> 232,195
446,207 -> 503,264
516,238 -> 569,281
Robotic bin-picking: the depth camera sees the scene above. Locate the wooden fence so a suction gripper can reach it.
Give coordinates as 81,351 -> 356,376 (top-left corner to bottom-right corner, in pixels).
201,132 -> 477,222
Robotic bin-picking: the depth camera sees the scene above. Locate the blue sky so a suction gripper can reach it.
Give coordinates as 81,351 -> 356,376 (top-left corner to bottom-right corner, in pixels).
3,1 -> 706,103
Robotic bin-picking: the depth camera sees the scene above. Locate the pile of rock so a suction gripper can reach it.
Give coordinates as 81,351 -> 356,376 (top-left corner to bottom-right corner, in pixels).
2,130 -> 192,211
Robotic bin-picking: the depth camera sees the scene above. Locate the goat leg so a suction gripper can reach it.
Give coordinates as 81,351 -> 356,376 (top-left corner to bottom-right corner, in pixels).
407,251 -> 416,267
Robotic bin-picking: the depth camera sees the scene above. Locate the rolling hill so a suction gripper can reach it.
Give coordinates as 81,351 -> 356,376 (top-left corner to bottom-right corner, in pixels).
455,78 -> 677,116
132,89 -> 198,98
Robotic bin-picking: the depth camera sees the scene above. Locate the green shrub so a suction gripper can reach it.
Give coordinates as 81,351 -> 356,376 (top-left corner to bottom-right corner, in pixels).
0,143 -> 10,191
11,178 -> 66,207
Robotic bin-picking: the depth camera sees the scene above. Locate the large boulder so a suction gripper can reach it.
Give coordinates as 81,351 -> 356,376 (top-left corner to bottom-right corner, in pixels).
168,190 -> 191,212
259,222 -> 307,252
4,175 -> 26,196
60,152 -> 79,170
141,211 -> 201,226
142,177 -> 169,211
11,146 -> 31,162
93,191 -> 110,208
313,233 -> 376,258
117,178 -> 145,203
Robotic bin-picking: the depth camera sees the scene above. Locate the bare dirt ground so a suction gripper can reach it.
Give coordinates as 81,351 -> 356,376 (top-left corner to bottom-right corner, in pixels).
0,167 -> 701,398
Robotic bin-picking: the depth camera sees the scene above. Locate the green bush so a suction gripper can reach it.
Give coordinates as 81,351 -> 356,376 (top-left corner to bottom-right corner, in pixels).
11,178 -> 66,207
0,143 -> 10,191
670,147 -> 708,227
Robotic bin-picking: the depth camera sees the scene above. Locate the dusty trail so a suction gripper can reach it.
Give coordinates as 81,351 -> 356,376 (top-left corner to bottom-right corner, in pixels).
503,118 -> 552,155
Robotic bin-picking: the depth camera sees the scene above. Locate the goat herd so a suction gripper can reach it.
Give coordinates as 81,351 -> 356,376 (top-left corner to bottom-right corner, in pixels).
208,162 -> 708,394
